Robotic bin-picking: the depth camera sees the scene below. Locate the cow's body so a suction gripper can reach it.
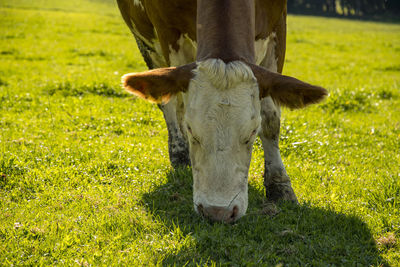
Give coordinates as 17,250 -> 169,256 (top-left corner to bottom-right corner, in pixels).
117,0 -> 286,69
117,0 -> 327,222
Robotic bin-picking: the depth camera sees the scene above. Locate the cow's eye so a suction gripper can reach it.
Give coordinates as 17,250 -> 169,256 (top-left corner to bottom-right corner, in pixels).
187,125 -> 200,144
244,129 -> 258,144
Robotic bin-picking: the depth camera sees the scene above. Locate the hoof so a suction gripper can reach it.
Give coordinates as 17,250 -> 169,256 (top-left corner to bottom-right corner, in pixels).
169,139 -> 191,169
265,182 -> 298,204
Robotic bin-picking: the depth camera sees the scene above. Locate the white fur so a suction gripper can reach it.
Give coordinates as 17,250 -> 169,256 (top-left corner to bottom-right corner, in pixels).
254,38 -> 269,65
184,59 -> 262,220
149,35 -> 167,67
255,32 -> 278,72
169,34 -> 197,66
133,0 -> 144,10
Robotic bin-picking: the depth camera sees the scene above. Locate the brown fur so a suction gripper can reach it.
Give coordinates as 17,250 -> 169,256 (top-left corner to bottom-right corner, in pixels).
250,64 -> 328,108
122,63 -> 196,103
196,0 -> 255,63
117,0 -> 327,108
117,0 -> 286,67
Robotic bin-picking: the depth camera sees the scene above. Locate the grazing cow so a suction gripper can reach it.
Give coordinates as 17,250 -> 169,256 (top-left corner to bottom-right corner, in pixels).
117,0 -> 327,223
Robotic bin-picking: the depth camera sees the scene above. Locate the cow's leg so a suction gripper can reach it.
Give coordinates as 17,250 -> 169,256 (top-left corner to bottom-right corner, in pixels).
257,16 -> 298,202
158,34 -> 195,168
259,98 -> 297,203
158,95 -> 190,168
131,34 -> 191,168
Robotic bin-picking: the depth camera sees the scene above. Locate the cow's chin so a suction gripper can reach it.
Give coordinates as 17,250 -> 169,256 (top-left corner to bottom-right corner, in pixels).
193,182 -> 248,223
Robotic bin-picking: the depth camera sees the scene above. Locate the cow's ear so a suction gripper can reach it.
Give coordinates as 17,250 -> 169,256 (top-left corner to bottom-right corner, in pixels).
122,63 -> 196,104
250,64 -> 328,109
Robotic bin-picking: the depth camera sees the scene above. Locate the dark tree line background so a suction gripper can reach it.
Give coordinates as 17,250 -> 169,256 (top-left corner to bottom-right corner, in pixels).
287,0 -> 400,17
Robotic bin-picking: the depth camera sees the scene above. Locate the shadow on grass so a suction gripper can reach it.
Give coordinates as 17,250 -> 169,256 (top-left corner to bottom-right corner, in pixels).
142,167 -> 386,266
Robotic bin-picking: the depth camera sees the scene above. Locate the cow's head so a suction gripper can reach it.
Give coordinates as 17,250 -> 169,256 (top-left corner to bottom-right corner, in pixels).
122,59 -> 327,223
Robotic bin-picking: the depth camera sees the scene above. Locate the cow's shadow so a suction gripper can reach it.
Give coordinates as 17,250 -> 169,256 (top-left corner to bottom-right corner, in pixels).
141,167 -> 386,266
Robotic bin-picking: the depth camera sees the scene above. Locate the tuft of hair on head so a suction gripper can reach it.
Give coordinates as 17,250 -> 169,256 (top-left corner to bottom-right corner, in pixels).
194,59 -> 257,90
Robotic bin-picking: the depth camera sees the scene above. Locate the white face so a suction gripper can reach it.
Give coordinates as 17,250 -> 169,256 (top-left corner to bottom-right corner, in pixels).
183,59 -> 261,221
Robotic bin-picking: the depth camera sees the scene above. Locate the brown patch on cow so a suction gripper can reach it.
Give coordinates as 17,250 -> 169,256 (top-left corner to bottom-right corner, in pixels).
116,0 -> 155,42
118,0 -> 197,66
196,0 -> 255,63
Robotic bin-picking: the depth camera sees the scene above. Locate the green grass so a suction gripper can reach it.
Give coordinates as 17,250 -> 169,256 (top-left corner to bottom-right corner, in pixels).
0,0 -> 399,265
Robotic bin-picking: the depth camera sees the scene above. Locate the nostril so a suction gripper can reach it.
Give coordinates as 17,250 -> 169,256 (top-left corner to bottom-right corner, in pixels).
230,205 -> 239,220
197,204 -> 240,222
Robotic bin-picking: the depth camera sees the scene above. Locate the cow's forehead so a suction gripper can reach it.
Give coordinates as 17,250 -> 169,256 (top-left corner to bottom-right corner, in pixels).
186,59 -> 259,109
192,59 -> 257,90
184,59 -> 261,139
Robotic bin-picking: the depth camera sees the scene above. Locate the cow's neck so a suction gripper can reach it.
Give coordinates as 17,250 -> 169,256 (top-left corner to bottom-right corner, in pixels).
196,0 -> 255,64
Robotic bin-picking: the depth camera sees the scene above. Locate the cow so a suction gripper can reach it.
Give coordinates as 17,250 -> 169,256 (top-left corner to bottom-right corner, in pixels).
117,0 -> 327,223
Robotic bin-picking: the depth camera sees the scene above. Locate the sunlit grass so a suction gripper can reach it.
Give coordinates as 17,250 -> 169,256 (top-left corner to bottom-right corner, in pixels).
0,0 -> 399,265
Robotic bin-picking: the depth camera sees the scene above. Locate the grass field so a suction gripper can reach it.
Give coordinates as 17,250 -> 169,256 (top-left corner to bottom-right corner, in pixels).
1,0 -> 399,265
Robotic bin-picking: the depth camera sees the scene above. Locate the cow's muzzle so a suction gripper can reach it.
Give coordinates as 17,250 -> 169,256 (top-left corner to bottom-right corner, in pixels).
197,204 -> 239,223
